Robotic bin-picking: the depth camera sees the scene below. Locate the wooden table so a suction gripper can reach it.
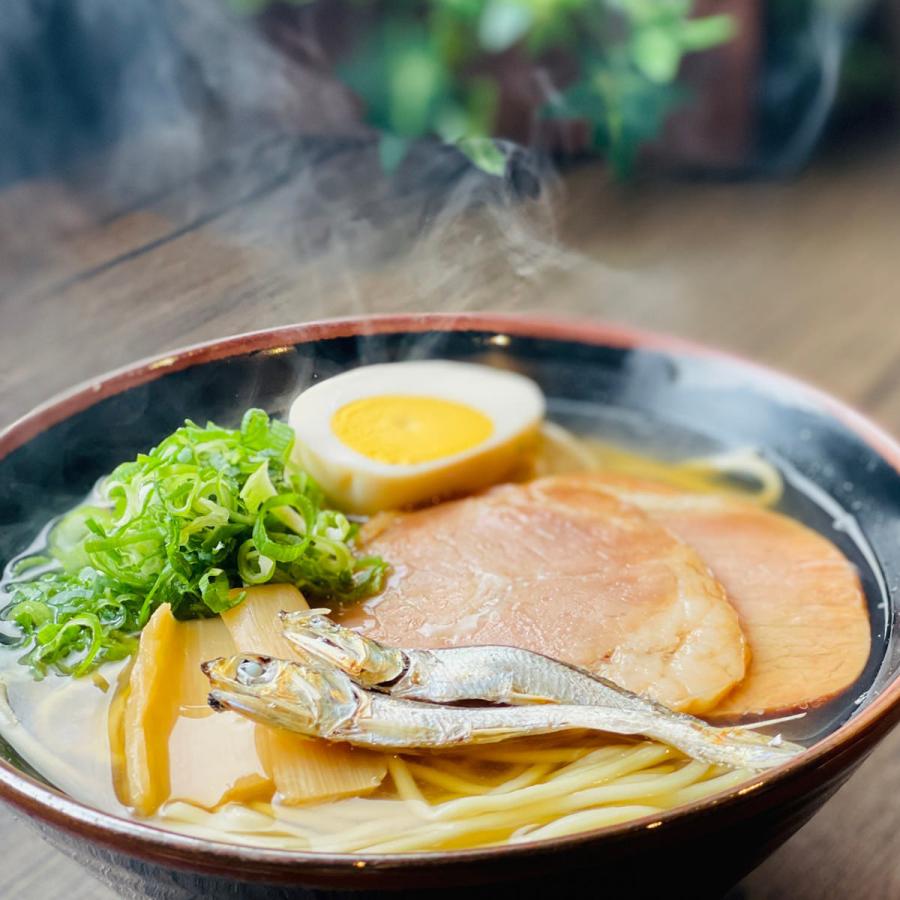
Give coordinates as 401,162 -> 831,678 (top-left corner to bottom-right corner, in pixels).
2,135 -> 899,899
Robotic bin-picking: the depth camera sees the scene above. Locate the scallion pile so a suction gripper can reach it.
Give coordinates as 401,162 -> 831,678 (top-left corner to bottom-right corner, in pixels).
0,410 -> 386,678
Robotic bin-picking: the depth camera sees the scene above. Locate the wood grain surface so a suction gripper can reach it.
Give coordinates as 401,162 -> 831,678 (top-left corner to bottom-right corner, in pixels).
1,137 -> 899,899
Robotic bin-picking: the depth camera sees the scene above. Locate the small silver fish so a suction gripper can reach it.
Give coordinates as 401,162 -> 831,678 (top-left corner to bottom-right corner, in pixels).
203,653 -> 802,769
279,611 -> 804,770
282,610 -> 408,690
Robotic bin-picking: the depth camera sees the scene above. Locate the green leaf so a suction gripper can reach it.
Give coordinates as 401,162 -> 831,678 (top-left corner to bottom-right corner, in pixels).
678,15 -> 737,52
237,539 -> 276,585
50,506 -> 111,572
10,555 -> 52,577
457,137 -> 508,176
240,461 -> 276,514
478,0 -> 533,53
553,52 -> 688,178
631,27 -> 683,84
389,41 -> 447,136
250,0 -> 737,180
199,568 -> 241,615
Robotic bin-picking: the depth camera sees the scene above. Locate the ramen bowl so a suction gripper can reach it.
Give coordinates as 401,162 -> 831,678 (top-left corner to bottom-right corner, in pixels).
1,313 -> 898,900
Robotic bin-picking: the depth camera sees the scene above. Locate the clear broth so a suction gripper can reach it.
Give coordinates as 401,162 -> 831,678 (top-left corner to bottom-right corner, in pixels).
0,412 -> 887,850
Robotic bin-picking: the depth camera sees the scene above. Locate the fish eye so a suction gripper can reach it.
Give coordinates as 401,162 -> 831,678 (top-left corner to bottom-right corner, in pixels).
237,659 -> 274,685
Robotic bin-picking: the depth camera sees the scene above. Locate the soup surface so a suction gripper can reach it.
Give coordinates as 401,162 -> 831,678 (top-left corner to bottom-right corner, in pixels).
0,390 -> 881,854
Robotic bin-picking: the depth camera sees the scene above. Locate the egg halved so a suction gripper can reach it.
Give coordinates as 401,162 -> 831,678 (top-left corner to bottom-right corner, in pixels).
289,361 -> 545,513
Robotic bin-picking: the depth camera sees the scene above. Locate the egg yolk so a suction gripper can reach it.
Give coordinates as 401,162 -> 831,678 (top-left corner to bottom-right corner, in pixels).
331,395 -> 493,465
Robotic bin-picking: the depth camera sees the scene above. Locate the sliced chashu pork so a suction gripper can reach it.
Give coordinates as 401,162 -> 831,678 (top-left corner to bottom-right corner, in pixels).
339,478 -> 747,714
570,473 -> 871,719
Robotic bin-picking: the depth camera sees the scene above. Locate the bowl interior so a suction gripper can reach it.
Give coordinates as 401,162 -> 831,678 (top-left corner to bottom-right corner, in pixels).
0,323 -> 897,782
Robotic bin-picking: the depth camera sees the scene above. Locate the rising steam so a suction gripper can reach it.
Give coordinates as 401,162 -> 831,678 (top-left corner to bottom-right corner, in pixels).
0,0 -> 670,421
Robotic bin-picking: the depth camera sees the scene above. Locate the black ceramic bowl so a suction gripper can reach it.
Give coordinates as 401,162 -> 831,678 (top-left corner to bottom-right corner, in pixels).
1,314 -> 899,900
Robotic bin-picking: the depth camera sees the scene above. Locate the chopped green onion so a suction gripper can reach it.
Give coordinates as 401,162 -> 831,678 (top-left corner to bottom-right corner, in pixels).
1,409 -> 387,678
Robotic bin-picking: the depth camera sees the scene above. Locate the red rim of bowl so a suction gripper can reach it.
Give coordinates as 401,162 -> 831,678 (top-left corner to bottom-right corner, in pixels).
0,311 -> 898,879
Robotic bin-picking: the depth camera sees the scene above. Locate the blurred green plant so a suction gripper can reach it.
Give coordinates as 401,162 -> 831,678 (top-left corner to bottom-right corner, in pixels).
232,0 -> 736,176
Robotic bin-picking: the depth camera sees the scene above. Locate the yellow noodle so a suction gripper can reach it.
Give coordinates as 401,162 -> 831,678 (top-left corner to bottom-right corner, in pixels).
427,755 -> 496,775
156,740 -> 740,854
357,761 -> 702,854
412,760 -> 706,847
359,809 -> 543,853
258,796 -> 410,828
308,805 -> 434,853
543,760 -> 710,815
486,764 -> 554,794
558,744 -> 640,771
512,805 -> 663,842
682,449 -> 783,506
161,801 -> 314,846
539,422 -> 600,472
426,755 -> 526,786
432,744 -> 671,821
466,747 -> 594,764
611,766 -> 679,783
147,672 -> 750,854
661,767 -> 754,806
406,763 -> 503,796
350,759 -> 721,853
387,756 -> 430,808
539,423 -> 784,506
406,759 -> 552,797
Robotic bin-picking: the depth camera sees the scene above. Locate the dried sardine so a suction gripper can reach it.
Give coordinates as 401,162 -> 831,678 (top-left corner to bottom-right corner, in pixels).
279,611 -> 803,769
203,654 -> 802,770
